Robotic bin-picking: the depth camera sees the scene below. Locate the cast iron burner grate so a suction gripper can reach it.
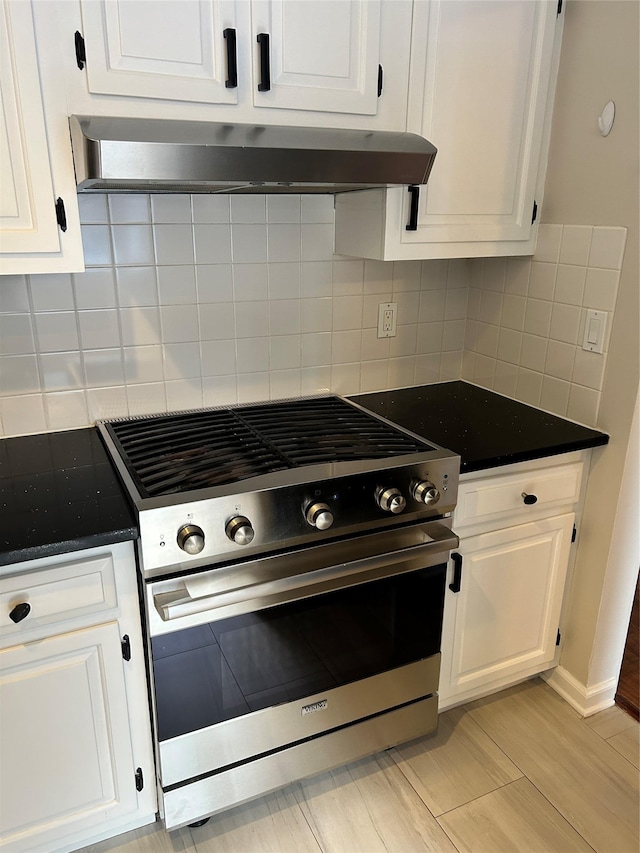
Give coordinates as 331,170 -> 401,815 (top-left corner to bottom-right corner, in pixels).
103,397 -> 431,498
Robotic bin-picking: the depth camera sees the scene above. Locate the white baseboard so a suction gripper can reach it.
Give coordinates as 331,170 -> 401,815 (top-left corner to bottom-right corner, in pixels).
542,666 -> 617,717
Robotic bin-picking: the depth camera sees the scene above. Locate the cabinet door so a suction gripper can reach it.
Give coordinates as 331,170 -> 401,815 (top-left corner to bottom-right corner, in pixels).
251,0 -> 381,114
0,622 -> 138,853
0,0 -> 83,274
403,0 -> 559,248
439,513 -> 574,704
79,0 -> 240,104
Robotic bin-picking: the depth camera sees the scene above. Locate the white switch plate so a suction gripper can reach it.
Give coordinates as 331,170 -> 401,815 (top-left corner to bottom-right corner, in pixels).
582,309 -> 607,353
377,302 -> 397,338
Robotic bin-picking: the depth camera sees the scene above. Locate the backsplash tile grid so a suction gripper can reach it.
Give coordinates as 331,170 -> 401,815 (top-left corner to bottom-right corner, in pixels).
0,194 -> 467,436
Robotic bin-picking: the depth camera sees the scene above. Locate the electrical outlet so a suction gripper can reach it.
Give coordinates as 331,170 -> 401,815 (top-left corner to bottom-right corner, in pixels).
377,302 -> 397,338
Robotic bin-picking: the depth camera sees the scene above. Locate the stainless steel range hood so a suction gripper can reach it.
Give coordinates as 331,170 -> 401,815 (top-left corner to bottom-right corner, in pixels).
69,115 -> 437,194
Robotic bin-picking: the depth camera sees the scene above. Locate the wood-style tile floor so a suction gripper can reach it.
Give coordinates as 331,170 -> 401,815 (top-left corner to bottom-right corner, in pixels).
83,679 -> 639,853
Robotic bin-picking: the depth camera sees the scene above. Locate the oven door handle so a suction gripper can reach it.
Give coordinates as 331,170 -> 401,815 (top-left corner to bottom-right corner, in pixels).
153,523 -> 459,623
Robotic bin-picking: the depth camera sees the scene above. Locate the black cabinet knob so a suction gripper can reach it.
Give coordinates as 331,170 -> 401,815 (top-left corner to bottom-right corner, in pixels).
521,492 -> 538,505
9,602 -> 31,623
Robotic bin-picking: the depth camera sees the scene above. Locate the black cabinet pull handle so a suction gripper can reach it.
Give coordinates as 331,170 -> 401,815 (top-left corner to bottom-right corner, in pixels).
406,185 -> 420,231
257,33 -> 271,92
223,28 -> 238,88
9,602 -> 31,623
521,492 -> 538,505
449,553 -> 463,593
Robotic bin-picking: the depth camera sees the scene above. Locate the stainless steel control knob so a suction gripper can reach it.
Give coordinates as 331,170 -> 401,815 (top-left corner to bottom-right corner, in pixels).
177,524 -> 205,555
377,487 -> 406,514
225,516 -> 255,545
305,502 -> 334,530
413,481 -> 440,506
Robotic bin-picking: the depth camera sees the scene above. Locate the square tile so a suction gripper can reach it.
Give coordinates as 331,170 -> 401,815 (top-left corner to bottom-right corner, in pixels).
233,264 -> 268,301
78,309 -> 121,349
1,394 -> 47,436
520,334 -> 548,372
235,301 -> 269,338
302,332 -> 332,367
528,262 -> 556,301
81,225 -> 112,266
475,322 -> 500,358
199,303 -> 235,340
44,390 -> 88,430
568,383 -> 600,426
196,265 -> 233,303
363,293 -> 391,329
572,349 -> 606,390
269,299 -> 301,335
115,267 -> 158,308
162,342 -> 201,380
267,196 -> 301,223
232,224 -> 268,263
360,360 -> 389,392
160,305 -> 199,342
534,224 -> 562,263
125,382 -> 166,415
442,320 -> 466,352
268,263 -> 301,300
583,268 -> 619,311
560,226 -> 592,266
300,365 -> 331,395
112,225 -> 155,266
301,262 -> 332,297
270,369 -> 302,400
417,322 -> 444,354
165,378 -> 203,411
77,194 -> 109,224
392,260 -> 422,292
545,339 -> 576,381
192,195 -> 230,224
301,195 -> 334,223
86,386 -> 129,421
231,196 -> 266,224
501,294 -> 526,331
270,335 -> 301,370
555,265 -> 586,306
153,224 -> 194,266
151,195 -> 192,223
440,350 -> 463,381
416,353 -> 443,384
200,340 -> 237,377
109,195 -> 150,224
515,367 -> 543,406
75,268 -> 118,309
504,258 -> 531,296
361,328 -> 390,361
447,259 -> 471,289
30,274 -> 74,311
332,330 -> 362,364
0,314 -> 34,355
420,259 -> 449,290
333,260 -> 364,296
0,275 -> 29,312
524,299 -> 552,338
119,307 -> 161,347
0,355 -> 40,394
302,298 -> 332,333
540,375 -> 571,416
83,348 -> 125,388
395,292 -> 420,326
478,290 -> 503,324
301,224 -> 334,261
34,312 -> 78,353
330,362 -> 361,394
445,288 -> 468,321
419,290 -> 446,323
236,337 -> 270,373
388,356 -> 417,388
588,227 -> 627,270
550,303 -> 581,345
267,225 -> 301,262
332,296 -> 363,331
237,372 -> 270,403
202,375 -> 237,407
194,225 -> 232,264
390,324 -> 417,358
497,328 -> 522,364
493,361 -> 519,397
363,259 -> 393,293
157,265 -> 197,305
480,257 -> 507,291
123,345 -> 164,384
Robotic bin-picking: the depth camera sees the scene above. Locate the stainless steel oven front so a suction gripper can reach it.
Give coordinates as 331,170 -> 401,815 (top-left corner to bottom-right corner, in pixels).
144,517 -> 458,830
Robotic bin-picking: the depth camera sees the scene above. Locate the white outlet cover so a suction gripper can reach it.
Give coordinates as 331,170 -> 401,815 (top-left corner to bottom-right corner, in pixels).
377,302 -> 397,338
582,309 -> 607,353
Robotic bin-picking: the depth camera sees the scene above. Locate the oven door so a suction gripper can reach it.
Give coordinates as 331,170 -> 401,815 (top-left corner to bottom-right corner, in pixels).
145,519 -> 457,826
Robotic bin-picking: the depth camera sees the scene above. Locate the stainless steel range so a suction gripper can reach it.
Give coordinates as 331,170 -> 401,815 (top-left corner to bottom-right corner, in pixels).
97,395 -> 460,830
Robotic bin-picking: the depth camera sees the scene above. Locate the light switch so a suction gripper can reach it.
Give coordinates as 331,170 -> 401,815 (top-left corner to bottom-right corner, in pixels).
582,309 -> 606,353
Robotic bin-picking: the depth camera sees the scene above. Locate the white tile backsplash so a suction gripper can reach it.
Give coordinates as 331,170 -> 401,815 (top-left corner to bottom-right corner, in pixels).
3,201 -> 623,437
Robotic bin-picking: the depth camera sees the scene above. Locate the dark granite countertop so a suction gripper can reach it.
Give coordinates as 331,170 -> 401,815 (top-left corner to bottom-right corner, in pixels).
351,381 -> 608,474
0,427 -> 137,567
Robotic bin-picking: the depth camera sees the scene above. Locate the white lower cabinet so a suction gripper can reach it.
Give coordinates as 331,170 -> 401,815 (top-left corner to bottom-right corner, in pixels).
0,543 -> 156,853
439,455 -> 585,710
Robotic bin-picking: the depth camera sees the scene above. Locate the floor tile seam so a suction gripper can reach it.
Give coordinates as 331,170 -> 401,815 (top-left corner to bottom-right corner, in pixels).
521,774 -> 600,853
291,783 -> 329,853
605,737 -> 640,771
432,775 -> 525,820
385,747 -> 442,821
433,813 -> 464,853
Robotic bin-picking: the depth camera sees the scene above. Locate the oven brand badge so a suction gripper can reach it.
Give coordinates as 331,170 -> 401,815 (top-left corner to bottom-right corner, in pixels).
301,699 -> 328,716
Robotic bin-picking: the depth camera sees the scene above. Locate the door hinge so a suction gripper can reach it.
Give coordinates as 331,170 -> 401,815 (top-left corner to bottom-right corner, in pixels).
74,31 -> 86,70
55,198 -> 67,233
556,629 -> 562,646
377,65 -> 383,97
557,0 -> 563,16
572,524 -> 577,543
531,200 -> 538,224
121,634 -> 131,661
135,767 -> 144,791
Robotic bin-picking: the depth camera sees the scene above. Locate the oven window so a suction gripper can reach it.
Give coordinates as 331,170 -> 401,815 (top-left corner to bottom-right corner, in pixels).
151,563 -> 446,741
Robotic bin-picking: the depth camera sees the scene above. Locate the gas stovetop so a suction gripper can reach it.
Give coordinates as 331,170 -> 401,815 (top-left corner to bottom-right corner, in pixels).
97,396 -> 460,576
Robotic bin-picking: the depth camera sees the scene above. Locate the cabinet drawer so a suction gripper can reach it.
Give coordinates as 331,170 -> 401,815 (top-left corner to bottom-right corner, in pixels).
455,461 -> 583,529
0,554 -> 117,643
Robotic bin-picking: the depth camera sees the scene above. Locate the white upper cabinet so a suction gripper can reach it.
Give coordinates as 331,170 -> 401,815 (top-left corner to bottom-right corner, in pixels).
79,0 -> 240,104
335,0 -> 564,260
57,0 -> 410,128
251,0 -> 381,114
0,0 -> 83,275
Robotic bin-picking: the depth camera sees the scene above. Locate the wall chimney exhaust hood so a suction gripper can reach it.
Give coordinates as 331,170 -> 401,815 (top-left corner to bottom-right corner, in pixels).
69,115 -> 437,194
